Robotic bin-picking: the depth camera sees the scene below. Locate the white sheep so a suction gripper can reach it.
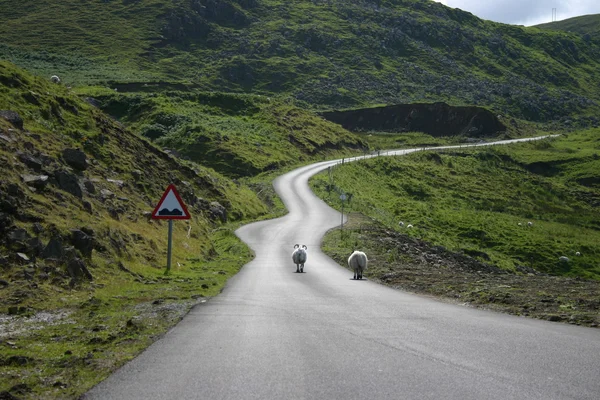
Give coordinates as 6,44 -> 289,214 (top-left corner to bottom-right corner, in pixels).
348,250 -> 368,280
50,75 -> 61,84
527,221 -> 533,227
575,252 -> 581,256
398,221 -> 404,227
559,256 -> 570,263
292,244 -> 308,273
407,224 -> 413,229
518,222 -> 522,226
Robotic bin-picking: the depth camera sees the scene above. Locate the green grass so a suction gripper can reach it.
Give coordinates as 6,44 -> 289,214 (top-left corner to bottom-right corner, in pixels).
84,89 -> 368,177
536,14 -> 600,42
0,60 -> 277,398
310,131 -> 600,279
1,0 -> 599,122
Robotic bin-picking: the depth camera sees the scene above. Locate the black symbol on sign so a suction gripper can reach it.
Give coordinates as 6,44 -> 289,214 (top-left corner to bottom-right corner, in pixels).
158,208 -> 183,216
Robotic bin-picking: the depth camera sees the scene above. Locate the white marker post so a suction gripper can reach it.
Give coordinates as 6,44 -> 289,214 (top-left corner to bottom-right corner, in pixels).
151,184 -> 191,274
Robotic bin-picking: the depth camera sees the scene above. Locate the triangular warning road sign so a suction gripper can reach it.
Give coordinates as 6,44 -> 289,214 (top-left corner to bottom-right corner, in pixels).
151,184 -> 191,220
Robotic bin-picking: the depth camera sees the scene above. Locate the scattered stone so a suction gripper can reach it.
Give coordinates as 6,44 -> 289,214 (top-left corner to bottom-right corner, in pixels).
8,228 -> 30,243
209,201 -> 227,223
17,152 -> 43,171
71,229 -> 94,258
21,174 -> 49,189
83,179 -> 96,194
16,253 -> 30,262
41,237 -> 64,260
0,110 -> 24,129
54,170 -> 82,198
0,390 -> 21,400
100,189 -> 115,201
66,258 -> 93,281
62,148 -> 87,171
107,178 -> 125,188
131,169 -> 143,181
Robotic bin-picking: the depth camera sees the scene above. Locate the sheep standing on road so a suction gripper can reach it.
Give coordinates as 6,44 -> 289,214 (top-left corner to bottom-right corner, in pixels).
348,250 -> 368,280
292,244 -> 308,273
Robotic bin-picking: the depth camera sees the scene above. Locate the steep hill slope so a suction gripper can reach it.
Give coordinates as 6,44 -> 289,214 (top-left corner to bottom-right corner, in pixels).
536,14 -> 600,42
1,0 -> 599,123
0,61 -> 274,397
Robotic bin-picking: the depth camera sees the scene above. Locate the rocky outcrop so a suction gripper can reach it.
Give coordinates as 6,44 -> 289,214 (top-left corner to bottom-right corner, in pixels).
320,102 -> 506,137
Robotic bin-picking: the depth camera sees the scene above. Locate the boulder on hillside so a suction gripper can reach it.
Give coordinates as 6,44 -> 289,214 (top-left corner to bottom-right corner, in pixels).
41,237 -> 64,260
17,152 -> 43,171
209,201 -> 227,223
0,110 -> 24,130
54,170 -> 83,198
62,148 -> 88,171
66,258 -> 93,281
71,229 -> 94,259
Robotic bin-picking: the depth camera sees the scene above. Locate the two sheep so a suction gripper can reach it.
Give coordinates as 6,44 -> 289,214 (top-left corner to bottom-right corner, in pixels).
348,250 -> 368,280
292,244 -> 307,273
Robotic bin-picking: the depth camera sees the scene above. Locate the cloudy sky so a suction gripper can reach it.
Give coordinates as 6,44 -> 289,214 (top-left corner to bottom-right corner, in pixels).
432,0 -> 600,26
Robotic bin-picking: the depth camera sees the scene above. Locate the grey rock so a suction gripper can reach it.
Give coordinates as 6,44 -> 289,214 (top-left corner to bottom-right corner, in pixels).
42,237 -> 64,260
83,179 -> 96,194
71,229 -> 94,258
17,152 -> 43,171
66,258 -> 93,280
54,170 -> 82,198
209,201 -> 227,223
62,148 -> 87,171
21,174 -> 49,189
8,228 -> 30,243
0,110 -> 24,129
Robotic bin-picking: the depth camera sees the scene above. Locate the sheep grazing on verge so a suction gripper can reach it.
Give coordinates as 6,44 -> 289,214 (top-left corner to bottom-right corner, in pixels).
576,252 -> 581,256
292,244 -> 307,273
50,75 -> 61,84
559,256 -> 570,263
527,221 -> 533,227
407,224 -> 413,229
348,250 -> 368,280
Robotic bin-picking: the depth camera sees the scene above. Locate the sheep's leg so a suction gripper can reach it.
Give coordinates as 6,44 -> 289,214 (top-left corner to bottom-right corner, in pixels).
296,264 -> 299,273
300,263 -> 304,273
353,271 -> 357,280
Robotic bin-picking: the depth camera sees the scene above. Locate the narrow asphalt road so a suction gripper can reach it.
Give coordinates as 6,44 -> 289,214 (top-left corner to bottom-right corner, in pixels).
85,138 -> 600,400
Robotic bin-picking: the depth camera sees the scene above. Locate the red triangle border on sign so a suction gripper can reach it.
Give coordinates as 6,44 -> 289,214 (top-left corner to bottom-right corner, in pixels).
151,184 -> 191,220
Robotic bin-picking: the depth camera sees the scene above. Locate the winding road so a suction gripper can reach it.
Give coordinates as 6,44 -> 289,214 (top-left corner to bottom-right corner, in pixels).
85,138 -> 600,400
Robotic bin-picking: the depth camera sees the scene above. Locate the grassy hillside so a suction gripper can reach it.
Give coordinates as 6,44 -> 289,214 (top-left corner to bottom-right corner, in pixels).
0,61 -> 275,398
310,131 -> 600,279
1,0 -> 600,123
536,14 -> 600,42
84,88 -> 367,177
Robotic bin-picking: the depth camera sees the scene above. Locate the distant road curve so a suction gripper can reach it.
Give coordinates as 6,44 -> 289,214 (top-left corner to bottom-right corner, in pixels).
85,134 -> 600,400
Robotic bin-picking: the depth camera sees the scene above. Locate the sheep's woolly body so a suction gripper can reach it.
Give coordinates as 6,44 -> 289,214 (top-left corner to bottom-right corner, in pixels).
292,244 -> 308,273
348,250 -> 368,280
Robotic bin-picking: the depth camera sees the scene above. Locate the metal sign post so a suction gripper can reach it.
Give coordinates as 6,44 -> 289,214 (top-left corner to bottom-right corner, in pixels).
151,184 -> 191,274
166,219 -> 173,273
340,193 -> 347,237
